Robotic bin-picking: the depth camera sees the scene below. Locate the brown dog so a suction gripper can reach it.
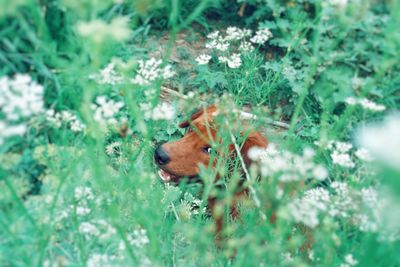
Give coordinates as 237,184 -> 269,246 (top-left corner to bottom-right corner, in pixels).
154,105 -> 268,242
155,105 -> 267,181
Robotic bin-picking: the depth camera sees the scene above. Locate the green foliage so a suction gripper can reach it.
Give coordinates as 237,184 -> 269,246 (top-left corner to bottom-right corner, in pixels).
1,0 -> 400,266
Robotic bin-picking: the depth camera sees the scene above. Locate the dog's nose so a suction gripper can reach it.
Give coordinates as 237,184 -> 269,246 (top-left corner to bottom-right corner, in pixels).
154,146 -> 170,165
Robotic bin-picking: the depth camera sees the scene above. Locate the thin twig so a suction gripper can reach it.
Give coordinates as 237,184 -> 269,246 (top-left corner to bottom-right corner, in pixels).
161,86 -> 189,100
160,86 -> 290,129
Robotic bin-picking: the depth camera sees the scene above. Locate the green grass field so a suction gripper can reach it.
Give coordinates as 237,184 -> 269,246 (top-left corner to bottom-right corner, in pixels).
1,0 -> 400,266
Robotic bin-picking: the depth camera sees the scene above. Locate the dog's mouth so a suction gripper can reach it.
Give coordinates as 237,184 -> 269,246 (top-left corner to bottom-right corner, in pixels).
158,169 -> 181,183
157,168 -> 201,183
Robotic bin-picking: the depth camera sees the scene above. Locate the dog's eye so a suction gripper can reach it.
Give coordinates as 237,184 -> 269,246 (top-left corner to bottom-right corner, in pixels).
202,146 -> 212,154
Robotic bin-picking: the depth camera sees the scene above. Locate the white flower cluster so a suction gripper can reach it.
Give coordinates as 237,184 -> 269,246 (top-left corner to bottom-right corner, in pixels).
288,182 -> 400,240
327,141 -> 355,168
0,74 -> 44,145
74,186 -> 95,217
287,182 -> 355,228
87,253 -> 116,267
325,140 -> 374,168
250,28 -> 273,44
195,54 -> 212,65
198,26 -> 273,69
340,254 -> 358,267
218,53 -> 242,69
248,144 -> 328,182
354,148 -> 374,162
238,40 -> 254,52
79,219 -> 117,240
358,114 -> 400,170
46,110 -> 86,133
140,102 -> 176,121
205,26 -> 271,51
76,16 -> 131,43
328,0 -> 348,8
205,30 -> 230,52
91,96 -> 125,126
118,228 -> 150,250
132,58 -> 175,86
79,221 -> 99,236
225,27 -> 252,41
329,182 -> 358,218
89,62 -> 124,85
87,228 -> 151,267
351,76 -> 365,90
345,97 -> 386,112
130,228 -> 150,247
105,141 -> 122,155
288,187 -> 330,228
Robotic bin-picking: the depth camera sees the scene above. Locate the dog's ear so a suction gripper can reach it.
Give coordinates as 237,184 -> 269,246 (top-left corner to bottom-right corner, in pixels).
179,108 -> 204,128
179,106 -> 217,128
240,131 -> 268,167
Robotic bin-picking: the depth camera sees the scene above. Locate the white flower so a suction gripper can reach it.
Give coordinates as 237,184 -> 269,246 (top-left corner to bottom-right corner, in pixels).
141,102 -> 176,120
120,228 -> 150,249
0,74 -> 44,144
329,0 -> 348,8
87,254 -> 115,267
205,30 -> 229,51
70,120 -> 86,132
358,114 -> 400,170
74,186 -> 95,201
351,76 -> 365,90
225,27 -> 252,41
239,41 -> 254,52
327,141 -> 356,168
355,148 -> 374,162
96,219 -> 117,240
249,144 -> 328,182
345,97 -> 357,105
276,187 -> 284,199
195,54 -> 212,65
329,182 -> 356,218
206,39 -> 229,51
313,164 -> 328,180
345,97 -> 385,112
76,206 -> 91,216
331,150 -> 355,168
340,254 -> 358,267
335,141 -> 353,153
359,98 -> 386,111
288,196 -> 322,228
250,28 -> 272,44
77,16 -> 131,43
129,228 -> 150,247
207,31 -> 219,39
79,222 -> 99,236
89,62 -> 124,85
218,53 -> 242,68
46,109 -> 86,133
132,58 -> 175,85
8,74 -> 44,119
105,141 -> 122,155
281,252 -> 293,263
162,65 -> 175,79
91,96 -> 124,126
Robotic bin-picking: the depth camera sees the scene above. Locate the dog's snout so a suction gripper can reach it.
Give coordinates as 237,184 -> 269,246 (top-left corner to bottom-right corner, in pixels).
154,146 -> 170,165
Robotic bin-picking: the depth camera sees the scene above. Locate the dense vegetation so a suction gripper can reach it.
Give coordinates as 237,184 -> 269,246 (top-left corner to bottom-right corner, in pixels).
1,0 -> 400,266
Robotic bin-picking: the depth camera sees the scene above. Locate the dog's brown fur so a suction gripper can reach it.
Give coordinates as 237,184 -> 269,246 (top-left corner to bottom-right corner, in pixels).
155,105 -> 268,242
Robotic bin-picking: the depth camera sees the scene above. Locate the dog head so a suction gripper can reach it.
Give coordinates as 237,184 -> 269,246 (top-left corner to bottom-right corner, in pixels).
154,105 -> 268,183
